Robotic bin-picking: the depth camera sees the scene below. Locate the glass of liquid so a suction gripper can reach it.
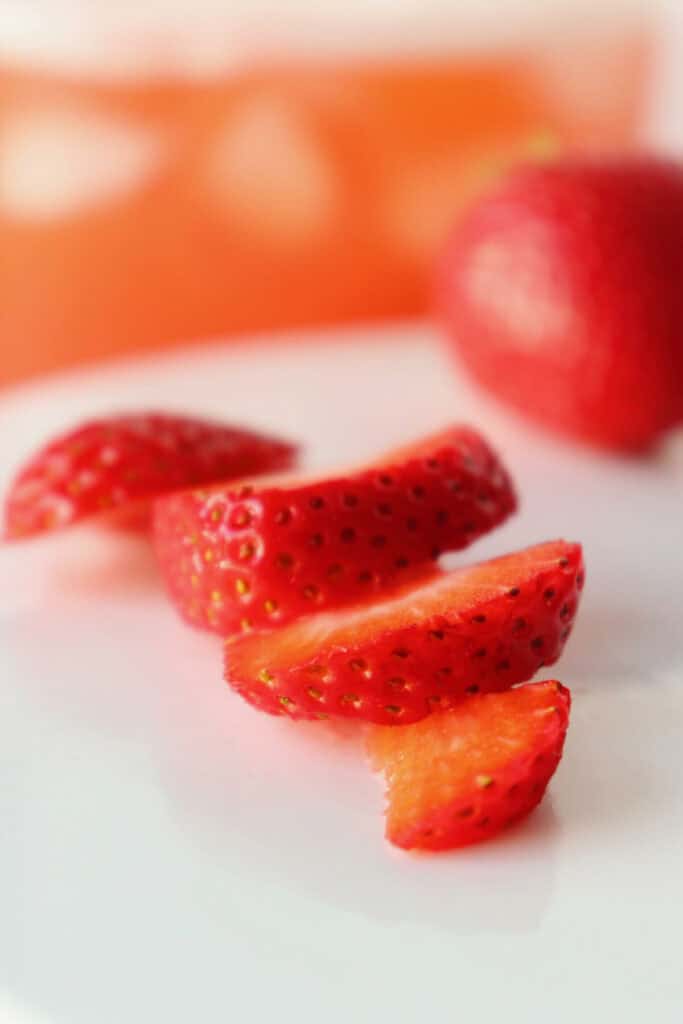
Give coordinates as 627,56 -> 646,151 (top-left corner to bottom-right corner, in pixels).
0,0 -> 650,385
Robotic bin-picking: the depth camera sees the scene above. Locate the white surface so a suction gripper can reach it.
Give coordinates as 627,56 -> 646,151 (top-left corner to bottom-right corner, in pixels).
1,324 -> 682,1024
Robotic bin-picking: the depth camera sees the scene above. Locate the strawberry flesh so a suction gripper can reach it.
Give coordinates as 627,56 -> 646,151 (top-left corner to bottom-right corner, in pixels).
3,412 -> 297,539
154,425 -> 516,634
368,679 -> 570,851
225,540 -> 583,724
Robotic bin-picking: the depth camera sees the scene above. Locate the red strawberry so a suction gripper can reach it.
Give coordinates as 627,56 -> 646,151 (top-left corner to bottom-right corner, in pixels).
224,540 -> 582,725
437,158 -> 683,451
3,412 -> 297,540
368,679 -> 570,851
153,425 -> 517,635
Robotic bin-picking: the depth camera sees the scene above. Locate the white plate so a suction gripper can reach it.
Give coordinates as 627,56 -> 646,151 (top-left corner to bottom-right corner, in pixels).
2,324 -> 682,1024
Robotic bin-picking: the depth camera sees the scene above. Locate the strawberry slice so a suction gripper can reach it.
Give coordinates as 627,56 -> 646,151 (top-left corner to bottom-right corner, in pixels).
368,680 -> 570,851
154,425 -> 516,634
3,412 -> 297,540
224,540 -> 583,724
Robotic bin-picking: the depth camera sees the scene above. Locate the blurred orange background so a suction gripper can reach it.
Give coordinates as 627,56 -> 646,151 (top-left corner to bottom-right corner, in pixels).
0,2 -> 651,387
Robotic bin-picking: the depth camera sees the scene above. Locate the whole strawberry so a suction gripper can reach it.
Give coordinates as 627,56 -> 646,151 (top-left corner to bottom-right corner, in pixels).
437,158 -> 683,452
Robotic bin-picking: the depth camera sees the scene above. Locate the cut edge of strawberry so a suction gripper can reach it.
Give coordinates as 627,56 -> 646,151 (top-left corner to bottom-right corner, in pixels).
224,539 -> 583,725
368,679 -> 571,852
225,539 -> 582,672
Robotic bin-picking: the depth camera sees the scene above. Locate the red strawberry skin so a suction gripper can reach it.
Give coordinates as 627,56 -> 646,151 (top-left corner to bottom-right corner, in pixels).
225,540 -> 583,725
368,680 -> 570,851
437,158 -> 683,451
153,425 -> 517,635
3,413 -> 297,540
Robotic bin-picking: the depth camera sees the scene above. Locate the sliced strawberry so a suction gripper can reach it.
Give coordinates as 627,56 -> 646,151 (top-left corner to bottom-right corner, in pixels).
224,540 -> 582,724
3,413 -> 297,540
153,425 -> 517,634
368,680 -> 570,851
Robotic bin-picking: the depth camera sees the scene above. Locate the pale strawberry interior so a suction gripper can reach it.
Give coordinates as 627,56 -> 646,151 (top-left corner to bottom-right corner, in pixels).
229,540 -> 577,671
367,681 -> 566,833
